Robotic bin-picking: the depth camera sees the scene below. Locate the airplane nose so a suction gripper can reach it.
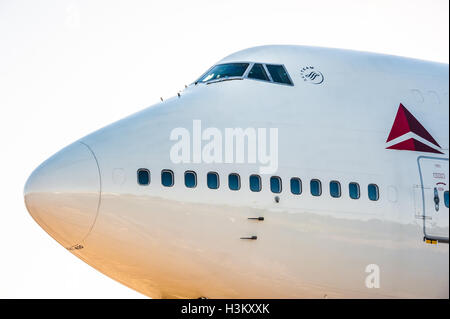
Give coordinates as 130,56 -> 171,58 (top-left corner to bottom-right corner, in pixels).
24,142 -> 101,249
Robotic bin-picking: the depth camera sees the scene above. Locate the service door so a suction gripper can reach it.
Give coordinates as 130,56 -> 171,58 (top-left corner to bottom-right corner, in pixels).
418,156 -> 449,243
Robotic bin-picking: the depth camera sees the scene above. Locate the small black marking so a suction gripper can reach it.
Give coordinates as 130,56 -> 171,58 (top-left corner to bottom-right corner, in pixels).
240,236 -> 257,240
248,217 -> 264,221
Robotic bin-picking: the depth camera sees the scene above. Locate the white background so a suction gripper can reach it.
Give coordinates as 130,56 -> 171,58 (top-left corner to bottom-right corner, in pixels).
0,0 -> 448,298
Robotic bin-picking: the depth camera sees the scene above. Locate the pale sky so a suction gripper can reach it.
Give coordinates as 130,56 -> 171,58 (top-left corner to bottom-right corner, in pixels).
0,0 -> 448,298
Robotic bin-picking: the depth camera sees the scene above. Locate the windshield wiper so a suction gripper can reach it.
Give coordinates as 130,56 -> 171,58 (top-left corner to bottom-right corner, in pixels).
205,77 -> 243,84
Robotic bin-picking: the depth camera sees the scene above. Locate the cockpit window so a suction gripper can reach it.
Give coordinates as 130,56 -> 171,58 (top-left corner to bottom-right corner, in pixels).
266,64 -> 293,85
248,63 -> 270,81
195,62 -> 293,86
197,63 -> 249,83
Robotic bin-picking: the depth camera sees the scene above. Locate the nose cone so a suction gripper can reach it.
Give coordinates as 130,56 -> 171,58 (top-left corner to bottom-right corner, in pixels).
24,142 -> 101,248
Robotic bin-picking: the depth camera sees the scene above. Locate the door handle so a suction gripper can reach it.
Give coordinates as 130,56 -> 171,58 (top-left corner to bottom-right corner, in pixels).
434,187 -> 440,212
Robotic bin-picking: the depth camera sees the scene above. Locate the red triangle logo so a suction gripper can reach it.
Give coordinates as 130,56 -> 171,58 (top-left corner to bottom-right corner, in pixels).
386,138 -> 443,154
386,103 -> 441,147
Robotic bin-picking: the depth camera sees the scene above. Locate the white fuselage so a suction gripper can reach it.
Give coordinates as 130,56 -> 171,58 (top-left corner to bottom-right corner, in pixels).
24,46 -> 449,298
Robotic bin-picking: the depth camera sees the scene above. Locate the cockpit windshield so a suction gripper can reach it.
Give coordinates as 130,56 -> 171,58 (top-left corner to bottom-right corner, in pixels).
195,62 -> 293,86
197,63 -> 250,83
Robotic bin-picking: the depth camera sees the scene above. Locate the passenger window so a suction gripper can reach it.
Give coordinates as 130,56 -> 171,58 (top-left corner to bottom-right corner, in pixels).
161,170 -> 174,187
266,64 -> 293,85
197,63 -> 249,83
444,191 -> 449,208
247,63 -> 270,81
207,172 -> 219,189
290,178 -> 302,195
368,184 -> 379,201
184,171 -> 197,188
137,169 -> 150,186
249,174 -> 261,192
229,173 -> 241,191
310,179 -> 322,196
330,181 -> 341,198
270,176 -> 282,193
349,182 -> 360,199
